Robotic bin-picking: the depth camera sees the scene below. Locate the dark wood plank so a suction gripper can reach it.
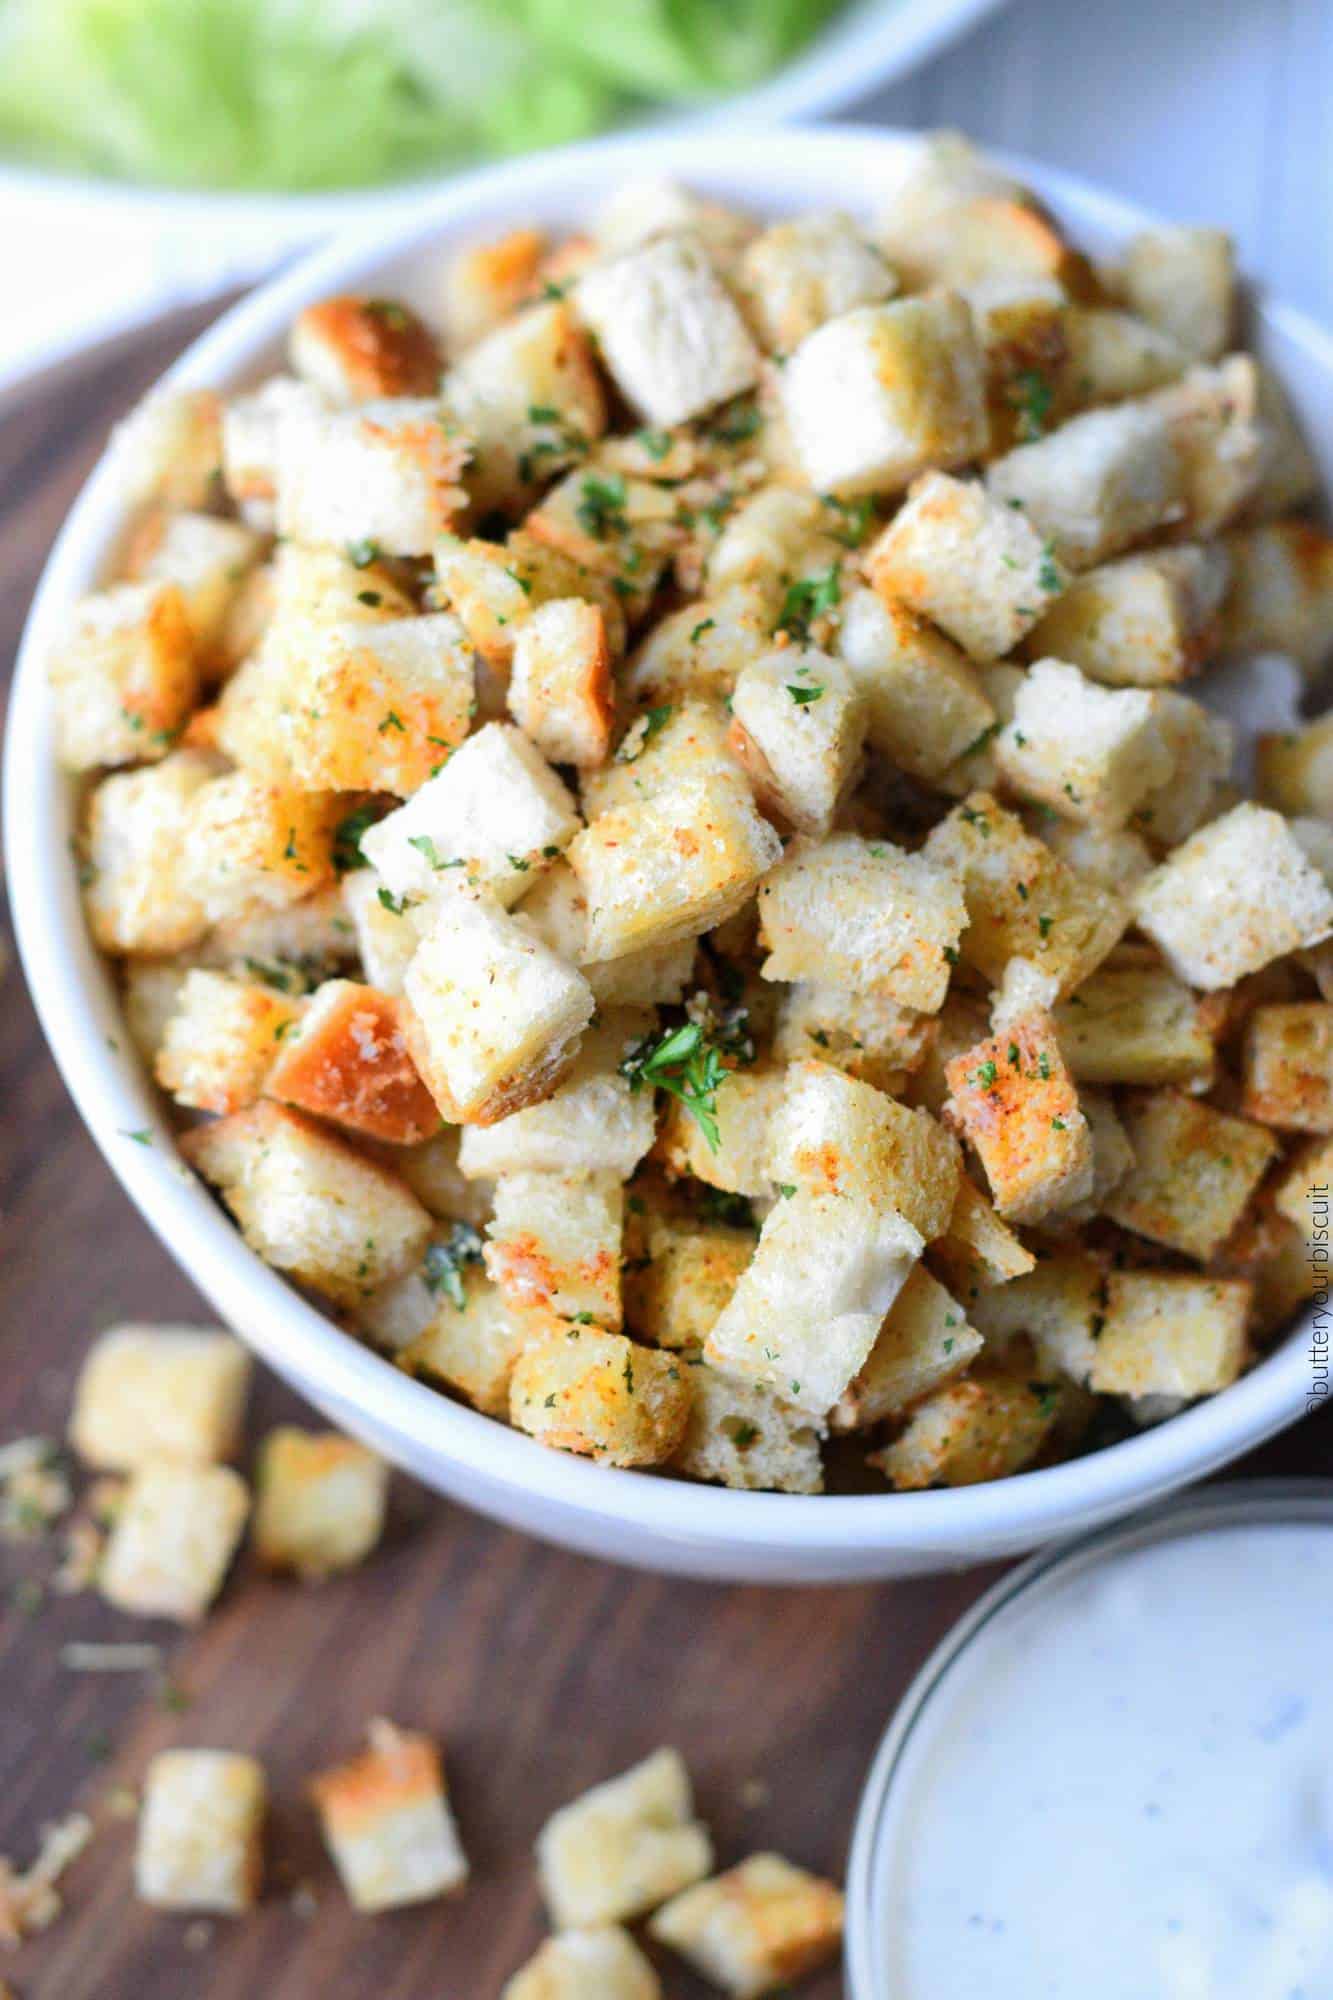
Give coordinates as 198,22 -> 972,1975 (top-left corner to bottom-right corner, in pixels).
0,304 -> 1328,2000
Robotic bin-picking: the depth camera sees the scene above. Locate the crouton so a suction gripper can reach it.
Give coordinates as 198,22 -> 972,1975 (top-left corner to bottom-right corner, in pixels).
1040,820 -> 1154,896
623,1212 -> 756,1353
440,226 -> 547,349
869,1360 -> 1063,1489
444,300 -> 606,515
536,1747 -> 712,1930
944,1013 -> 1093,1224
276,395 -> 470,556
99,1461 -> 249,1622
617,592 -> 770,711
571,773 -> 780,963
1053,961 -> 1217,1087
1243,1002 -> 1333,1130
521,468 -> 676,616
658,1067 -> 788,1200
289,295 -> 441,402
221,375 -> 323,524
928,1174 -> 1035,1297
1150,357 -> 1267,538
780,293 -> 987,497
1089,1271 -> 1251,1398
1133,803 -> 1333,990
48,581 -> 198,773
509,599 -> 613,769
583,698 -> 738,820
1223,520 -> 1333,678
457,1012 -> 656,1180
757,833 -> 966,1012
1123,227 -> 1236,361
832,1265 -> 982,1429
986,401 -> 1183,568
705,1189 -> 922,1417
836,587 -> 995,782
155,968 -> 301,1113
1105,1091 -> 1278,1259
121,954 -> 197,1060
370,1126 -> 489,1231
262,978 -> 438,1145
706,488 -> 845,622
968,1252 -> 1106,1384
435,529 -> 627,672
592,179 -> 754,263
923,792 -> 1130,996
112,384 -> 224,513
736,211 -> 897,354
311,1719 -> 467,1912
672,1366 -> 824,1494
390,1262 -> 526,1416
1257,716 -> 1333,819
340,869 -> 431,996
505,1929 -> 660,2000
485,1170 -> 623,1325
1272,1136 -> 1333,1230
1062,307 -> 1190,408
83,749 -> 218,955
995,659 -> 1176,830
1130,692 -> 1234,849
69,1326 -> 251,1472
252,1427 -> 388,1580
510,1318 -> 692,1467
126,511 -> 264,662
361,722 -> 580,907
768,1060 -> 961,1239
517,863 -> 695,1010
136,1751 -> 266,1913
1024,543 -> 1229,686
575,234 -> 760,427
182,1101 -> 430,1305
727,648 -> 865,834
184,773 -> 340,929
400,893 -> 594,1124
203,887 -> 363,984
771,979 -> 936,1095
649,1853 -> 844,1999
865,470 -> 1066,660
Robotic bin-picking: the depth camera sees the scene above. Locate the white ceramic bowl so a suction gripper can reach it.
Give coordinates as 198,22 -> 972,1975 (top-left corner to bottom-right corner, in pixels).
7,126 -> 1330,1584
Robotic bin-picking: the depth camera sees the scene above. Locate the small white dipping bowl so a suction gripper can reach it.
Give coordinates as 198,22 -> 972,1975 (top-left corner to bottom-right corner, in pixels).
7,126 -> 1331,1584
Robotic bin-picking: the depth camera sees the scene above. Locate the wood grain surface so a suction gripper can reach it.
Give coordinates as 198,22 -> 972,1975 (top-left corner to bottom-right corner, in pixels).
0,306 -> 1327,2000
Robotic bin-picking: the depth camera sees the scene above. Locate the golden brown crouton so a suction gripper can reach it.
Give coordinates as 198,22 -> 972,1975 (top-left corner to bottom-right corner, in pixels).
265,978 -> 441,1145
311,1719 -> 467,1911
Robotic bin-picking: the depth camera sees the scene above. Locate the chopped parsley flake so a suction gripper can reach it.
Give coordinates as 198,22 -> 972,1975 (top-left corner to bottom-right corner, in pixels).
333,802 -> 380,873
777,564 -> 841,640
423,1224 -> 485,1311
576,472 -> 628,540
619,1020 -> 734,1154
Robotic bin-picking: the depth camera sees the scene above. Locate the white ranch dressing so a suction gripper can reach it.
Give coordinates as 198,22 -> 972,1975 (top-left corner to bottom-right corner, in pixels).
872,1509 -> 1333,1999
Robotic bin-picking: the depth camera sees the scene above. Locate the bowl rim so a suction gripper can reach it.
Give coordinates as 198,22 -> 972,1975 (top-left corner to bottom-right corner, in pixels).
6,120 -> 1327,1558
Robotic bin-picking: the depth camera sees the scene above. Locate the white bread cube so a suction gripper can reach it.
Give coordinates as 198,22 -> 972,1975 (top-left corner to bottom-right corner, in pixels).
705,489 -> 844,622
443,299 -> 606,512
592,178 -> 755,262
870,1361 -> 1063,1490
623,1212 -> 756,1354
521,471 -> 675,615
505,1929 -> 661,2000
1243,1002 -> 1333,1130
264,977 -> 440,1145
1150,357 -> 1267,538
571,774 -> 781,963
289,294 -> 440,403
276,396 -> 469,557
100,1461 -> 249,1622
400,893 -> 594,1125
1130,691 -> 1233,849
252,1426 -> 388,1580
836,587 -> 994,782
126,511 -> 263,658
111,384 -> 224,513
1089,1271 -> 1250,1398
672,1368 -> 823,1495
649,1853 -> 844,1999
1257,716 -> 1333,819
434,531 -> 605,671
341,868 -> 432,997
277,614 -> 476,796
184,772 -> 340,928
1053,962 -> 1218,1087
510,1319 -> 692,1467
49,581 -> 198,773
1040,820 -> 1154,897
658,1068 -> 789,1200
485,1170 -> 623,1326
769,1059 -> 961,1240
728,647 -> 865,834
986,401 -> 1182,568
995,659 -> 1176,830
737,212 -> 897,354
1133,803 -> 1333,989
618,591 -> 770,711
1223,521 -> 1333,677
311,1719 -> 467,1912
392,1264 -> 527,1417
1105,1091 -> 1278,1259
182,1101 -> 430,1305
1124,227 -> 1236,360
122,954 -> 196,1060
536,1747 -> 712,1929
705,1189 -> 922,1417
83,748 -> 218,955
832,1265 -> 982,1429
575,234 -> 760,427
361,722 -> 580,907
155,968 -> 299,1114
383,1127 -> 492,1229
136,1751 -> 266,1913
772,980 -> 937,1096
509,600 -> 614,770
221,375 -> 324,523
968,1252 -> 1106,1384
944,1012 -> 1093,1224
865,471 -> 1067,660
440,225 -> 547,350
518,863 -> 695,1010
70,1326 -> 250,1472
583,698 -> 738,821
877,137 -> 1069,287
1062,307 -> 1189,409
929,1173 -> 1036,1298
458,1012 -> 656,1180
1024,543 -> 1229,686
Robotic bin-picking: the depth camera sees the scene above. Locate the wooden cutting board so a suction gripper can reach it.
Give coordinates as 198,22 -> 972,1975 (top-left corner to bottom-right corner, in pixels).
0,304 -> 1325,2000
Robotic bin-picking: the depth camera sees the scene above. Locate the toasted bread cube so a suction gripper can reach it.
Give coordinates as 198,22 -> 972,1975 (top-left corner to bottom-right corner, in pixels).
571,774 -> 780,963
1052,1085 -> 1134,1219
1243,1002 -> 1333,1130
252,1426 -> 388,1580
83,749 -> 218,955
276,396 -> 469,557
618,591 -> 770,711
511,1320 -> 692,1467
485,1170 -> 623,1326
1129,691 -> 1234,849
705,1190 -> 922,1417
649,1853 -> 844,1999
100,1461 -> 249,1622
440,226 -> 547,349
583,698 -> 739,820
264,978 -> 439,1145
203,883 -> 364,981
184,773 -> 340,928
136,1750 -> 266,1913
1089,1271 -> 1250,1397
757,833 -> 966,1012
126,511 -> 264,659
929,1174 -> 1036,1298
869,1362 -> 1062,1490
400,894 -> 594,1125
772,979 -> 937,1096
311,1719 -> 467,1912
736,211 -> 897,354
434,532 -> 551,670
444,300 -> 606,513
182,1101 -> 430,1304
593,178 -> 754,261
122,954 -> 197,1059
509,600 -> 613,770
518,863 -> 695,1010
575,234 -> 760,428
673,1369 -> 824,1494
505,1928 -> 661,2000
49,581 -> 198,773
1039,820 -> 1154,897
769,1060 -> 961,1240
832,1265 -> 982,1429
1223,521 -> 1333,678
537,1747 -> 712,1929
1105,1092 -> 1278,1259
340,869 -> 431,996
1257,715 -> 1333,819
969,1251 -> 1106,1385
658,1068 -> 789,1200
111,384 -> 224,513
458,1013 -> 656,1180
865,471 -> 1066,660
361,723 -> 580,907
924,792 -> 1129,996
705,488 -> 844,619
279,614 -> 476,796
289,295 -> 441,402
1123,227 -> 1236,361
155,968 -> 300,1113
521,470 -> 675,616
995,659 -> 1175,830
221,375 -> 323,522
1151,356 -> 1269,538
390,1264 -> 526,1416
728,648 -> 865,835
624,1213 -> 756,1353
1053,962 -> 1217,1087
877,136 -> 1072,288
1062,307 -> 1189,409
1024,543 -> 1229,687
836,587 -> 994,783
1133,803 -> 1333,990
376,1126 -> 490,1230
70,1326 -> 250,1472
944,1013 -> 1093,1224
986,401 -> 1182,569
1272,1136 -> 1333,1230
